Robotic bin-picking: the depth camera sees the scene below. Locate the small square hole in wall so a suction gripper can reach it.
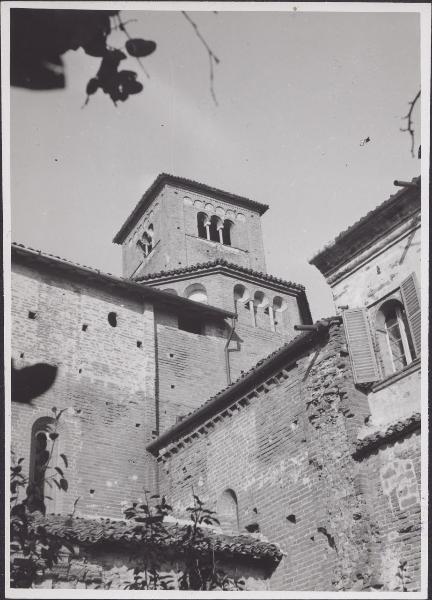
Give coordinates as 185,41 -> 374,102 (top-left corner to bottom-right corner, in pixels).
137,341 -> 142,348
169,353 -> 174,358
28,311 -> 37,320
171,384 -> 175,389
82,324 -> 88,332
19,352 -> 24,358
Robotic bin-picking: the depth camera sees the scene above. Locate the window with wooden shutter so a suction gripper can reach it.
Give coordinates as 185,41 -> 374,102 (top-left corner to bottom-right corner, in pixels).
400,273 -> 421,356
343,308 -> 380,384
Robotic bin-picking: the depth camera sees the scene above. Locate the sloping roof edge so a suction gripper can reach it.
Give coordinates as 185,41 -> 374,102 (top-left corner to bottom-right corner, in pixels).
147,319 -> 340,455
353,412 -> 421,459
30,513 -> 283,563
113,173 -> 269,245
134,258 -> 305,292
309,177 -> 420,277
12,243 -> 234,320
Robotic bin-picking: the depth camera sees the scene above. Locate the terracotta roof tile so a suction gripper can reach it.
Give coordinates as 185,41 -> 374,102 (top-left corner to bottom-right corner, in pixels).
30,513 -> 282,563
134,258 -> 305,291
309,176 -> 420,275
353,412 -> 421,459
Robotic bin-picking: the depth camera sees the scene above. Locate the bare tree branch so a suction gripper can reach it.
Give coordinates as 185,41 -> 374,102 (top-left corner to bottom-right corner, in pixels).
182,11 -> 220,106
400,90 -> 420,157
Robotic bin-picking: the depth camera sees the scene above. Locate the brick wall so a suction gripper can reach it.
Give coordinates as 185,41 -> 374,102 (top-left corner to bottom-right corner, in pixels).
121,182 -> 267,278
11,262 -> 158,518
33,546 -> 271,591
156,323 -> 421,591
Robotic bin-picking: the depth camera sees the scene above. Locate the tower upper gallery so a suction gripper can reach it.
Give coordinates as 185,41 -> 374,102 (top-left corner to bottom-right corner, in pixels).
113,174 -> 269,279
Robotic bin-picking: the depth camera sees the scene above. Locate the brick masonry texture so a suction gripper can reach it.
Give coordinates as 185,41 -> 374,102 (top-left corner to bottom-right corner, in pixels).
121,182 -> 267,279
156,323 -> 422,591
11,262 -> 158,518
11,176 -> 422,592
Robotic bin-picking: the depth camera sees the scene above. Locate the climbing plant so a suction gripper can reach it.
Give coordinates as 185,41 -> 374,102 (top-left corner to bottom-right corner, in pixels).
10,407 -> 72,588
122,492 -> 245,591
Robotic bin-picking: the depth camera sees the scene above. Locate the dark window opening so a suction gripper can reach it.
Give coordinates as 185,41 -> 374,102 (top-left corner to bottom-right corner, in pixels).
82,324 -> 88,332
137,341 -> 142,348
178,314 -> 203,335
197,212 -> 208,239
28,311 -> 37,320
209,215 -> 221,242
108,312 -> 117,327
223,219 -> 233,245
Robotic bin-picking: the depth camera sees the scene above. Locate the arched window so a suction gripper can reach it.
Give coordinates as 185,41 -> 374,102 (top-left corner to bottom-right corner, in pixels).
272,296 -> 288,332
29,417 -> 56,513
253,291 -> 269,328
138,231 -> 153,257
209,215 -> 223,243
217,489 -> 239,535
234,284 -> 254,325
163,288 -> 178,295
185,283 -> 208,304
197,212 -> 210,240
222,220 -> 233,246
376,299 -> 416,376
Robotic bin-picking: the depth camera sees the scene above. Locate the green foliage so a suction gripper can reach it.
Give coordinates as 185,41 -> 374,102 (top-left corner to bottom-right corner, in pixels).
10,408 -> 72,588
122,492 -> 245,591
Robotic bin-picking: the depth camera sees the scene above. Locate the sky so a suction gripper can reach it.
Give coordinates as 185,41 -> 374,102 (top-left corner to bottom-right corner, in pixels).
10,7 -> 421,319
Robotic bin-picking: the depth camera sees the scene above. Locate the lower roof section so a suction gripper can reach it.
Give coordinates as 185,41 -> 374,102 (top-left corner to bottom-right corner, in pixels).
30,512 -> 283,564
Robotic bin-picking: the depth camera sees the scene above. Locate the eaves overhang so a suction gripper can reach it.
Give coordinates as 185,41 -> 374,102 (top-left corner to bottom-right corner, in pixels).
12,243 -> 234,320
146,322 -> 337,455
309,177 -> 420,278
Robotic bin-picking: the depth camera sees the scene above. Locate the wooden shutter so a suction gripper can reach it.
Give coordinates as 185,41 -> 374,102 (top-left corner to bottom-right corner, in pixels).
343,308 -> 380,384
400,273 -> 421,356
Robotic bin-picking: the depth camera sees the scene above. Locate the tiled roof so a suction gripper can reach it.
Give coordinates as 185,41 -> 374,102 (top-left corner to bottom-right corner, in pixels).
147,317 -> 341,454
113,173 -> 269,244
30,513 -> 282,563
134,258 -> 305,292
309,176 -> 420,276
353,412 -> 421,459
11,243 -> 234,319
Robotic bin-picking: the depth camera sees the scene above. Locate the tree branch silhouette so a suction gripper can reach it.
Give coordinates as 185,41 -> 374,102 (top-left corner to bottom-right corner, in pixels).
400,90 -> 420,158
182,11 -> 220,106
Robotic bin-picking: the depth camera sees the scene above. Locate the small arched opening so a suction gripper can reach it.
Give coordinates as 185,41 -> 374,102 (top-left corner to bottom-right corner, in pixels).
184,283 -> 208,304
197,212 -> 209,240
209,215 -> 223,243
272,295 -> 288,331
28,416 -> 56,513
217,489 -> 239,535
222,219 -> 233,246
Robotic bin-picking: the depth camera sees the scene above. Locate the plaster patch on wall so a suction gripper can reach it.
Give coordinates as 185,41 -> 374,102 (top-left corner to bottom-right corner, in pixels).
380,458 -> 419,510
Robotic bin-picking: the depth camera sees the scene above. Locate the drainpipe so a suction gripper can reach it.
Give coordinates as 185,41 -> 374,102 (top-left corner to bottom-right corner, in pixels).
224,316 -> 237,385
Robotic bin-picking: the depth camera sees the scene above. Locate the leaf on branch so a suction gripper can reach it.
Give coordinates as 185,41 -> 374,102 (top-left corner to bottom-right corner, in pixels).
55,467 -> 64,477
126,39 -> 156,58
59,478 -> 68,492
60,454 -> 68,468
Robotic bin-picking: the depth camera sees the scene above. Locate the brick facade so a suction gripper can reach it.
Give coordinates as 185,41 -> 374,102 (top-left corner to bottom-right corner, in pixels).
10,175 -> 423,592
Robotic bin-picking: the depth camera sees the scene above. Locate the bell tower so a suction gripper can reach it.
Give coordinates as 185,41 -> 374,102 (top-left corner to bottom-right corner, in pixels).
113,174 -> 269,280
